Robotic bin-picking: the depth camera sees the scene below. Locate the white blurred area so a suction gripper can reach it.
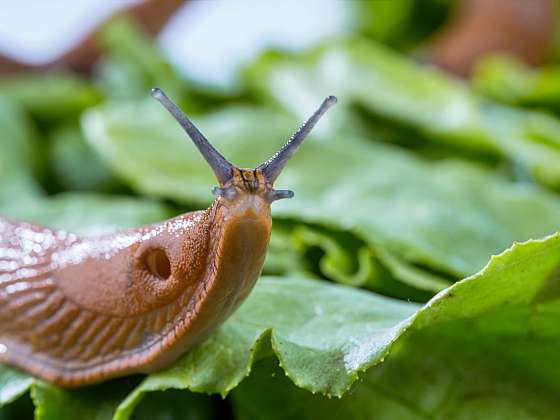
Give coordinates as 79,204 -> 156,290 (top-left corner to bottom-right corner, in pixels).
159,0 -> 350,88
0,0 -> 138,62
0,0 -> 350,89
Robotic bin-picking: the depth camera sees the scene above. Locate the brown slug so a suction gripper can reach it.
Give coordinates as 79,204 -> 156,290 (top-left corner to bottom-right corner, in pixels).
0,89 -> 337,387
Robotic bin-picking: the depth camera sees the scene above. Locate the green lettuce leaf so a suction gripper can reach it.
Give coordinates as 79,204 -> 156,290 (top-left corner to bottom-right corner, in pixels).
245,39 -> 560,187
263,222 -> 310,277
0,72 -> 102,121
31,381 -> 137,420
350,0 -> 415,44
0,95 -> 170,237
0,97 -> 40,202
290,225 -> 449,296
472,55 -> 560,108
0,193 -> 170,236
0,367 -> 33,406
49,125 -> 117,192
116,232 -> 560,419
97,17 -> 186,102
232,338 -> 560,420
3,233 -> 560,419
129,389 -> 219,420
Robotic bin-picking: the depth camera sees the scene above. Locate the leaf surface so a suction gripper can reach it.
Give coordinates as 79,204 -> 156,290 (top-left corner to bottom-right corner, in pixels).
2,233 -> 560,419
83,102 -> 560,278
246,40 -> 560,187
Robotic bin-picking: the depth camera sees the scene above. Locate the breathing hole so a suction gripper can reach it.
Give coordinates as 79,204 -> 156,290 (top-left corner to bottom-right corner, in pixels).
144,248 -> 171,280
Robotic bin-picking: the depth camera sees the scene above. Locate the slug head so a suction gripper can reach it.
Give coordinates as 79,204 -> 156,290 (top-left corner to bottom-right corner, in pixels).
151,88 -> 337,203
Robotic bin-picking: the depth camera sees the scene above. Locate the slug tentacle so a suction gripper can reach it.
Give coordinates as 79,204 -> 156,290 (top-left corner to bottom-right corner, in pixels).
258,95 -> 337,183
269,189 -> 295,201
151,88 -> 233,185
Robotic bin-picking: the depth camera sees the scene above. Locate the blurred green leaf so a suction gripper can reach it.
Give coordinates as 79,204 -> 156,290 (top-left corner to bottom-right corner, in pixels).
245,39 -> 560,188
0,393 -> 33,420
473,55 -> 560,108
292,225 -> 374,287
97,17 -> 185,102
233,336 -> 560,420
0,96 -> 40,202
288,225 -> 447,297
351,0 -> 449,50
130,390 -> 219,420
374,247 -> 451,292
31,380 -> 137,420
266,223 -> 435,302
350,1 -> 415,43
83,101 -> 560,279
0,193 -> 170,236
0,366 -> 33,406
263,222 -> 310,277
246,40 -> 493,151
49,125 -> 117,192
0,72 -> 102,121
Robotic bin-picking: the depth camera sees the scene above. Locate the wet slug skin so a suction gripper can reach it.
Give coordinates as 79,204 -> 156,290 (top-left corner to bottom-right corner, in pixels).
0,89 -> 337,387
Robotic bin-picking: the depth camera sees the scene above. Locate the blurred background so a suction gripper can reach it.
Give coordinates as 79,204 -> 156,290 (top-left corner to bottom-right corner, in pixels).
4,0 -> 560,298
3,0 -> 560,416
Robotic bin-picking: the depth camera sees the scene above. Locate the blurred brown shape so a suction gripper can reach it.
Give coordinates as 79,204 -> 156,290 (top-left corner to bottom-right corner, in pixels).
0,0 -> 185,74
431,0 -> 555,77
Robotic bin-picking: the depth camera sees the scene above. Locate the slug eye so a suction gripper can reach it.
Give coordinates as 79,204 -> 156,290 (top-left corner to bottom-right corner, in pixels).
143,248 -> 171,280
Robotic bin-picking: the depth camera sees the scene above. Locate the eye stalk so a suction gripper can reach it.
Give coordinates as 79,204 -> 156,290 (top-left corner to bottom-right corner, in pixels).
257,96 -> 337,183
151,88 -> 233,185
151,89 -> 337,199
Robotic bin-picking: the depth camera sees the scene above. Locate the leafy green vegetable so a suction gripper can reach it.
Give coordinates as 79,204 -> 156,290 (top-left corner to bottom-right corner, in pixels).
3,219 -> 560,419
289,224 -> 448,298
351,0 -> 449,50
473,55 -> 560,108
97,17 -> 185,102
0,72 -> 102,120
374,247 -> 451,292
115,232 -> 560,419
245,40 -> 493,151
31,381 -> 137,420
49,124 -> 117,192
0,193 -> 170,236
0,392 -> 33,420
3,7 -> 560,419
82,100 -> 560,281
0,92 -> 169,236
130,390 -> 219,420
245,40 -> 560,188
0,367 -> 33,406
292,224 -> 374,287
262,223 -> 309,276
350,1 -> 415,44
233,337 -> 560,420
0,97 -> 40,202
122,232 -> 560,418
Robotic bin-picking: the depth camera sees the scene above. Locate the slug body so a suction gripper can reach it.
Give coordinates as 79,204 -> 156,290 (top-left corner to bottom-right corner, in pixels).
0,90 -> 336,387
